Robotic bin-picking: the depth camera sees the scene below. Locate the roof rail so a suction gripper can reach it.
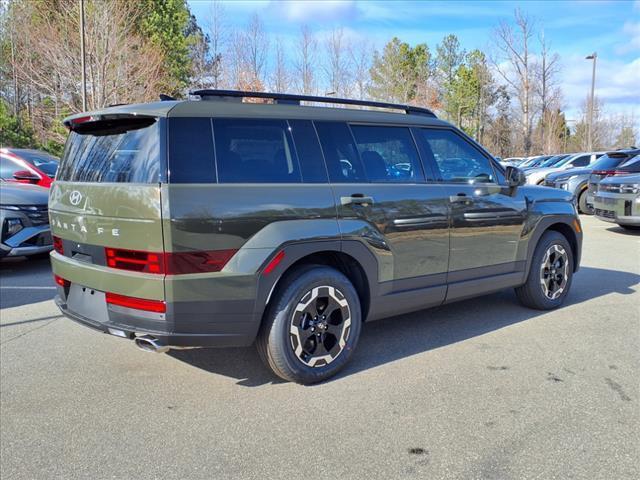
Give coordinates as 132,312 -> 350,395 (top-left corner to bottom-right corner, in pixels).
189,89 -> 437,118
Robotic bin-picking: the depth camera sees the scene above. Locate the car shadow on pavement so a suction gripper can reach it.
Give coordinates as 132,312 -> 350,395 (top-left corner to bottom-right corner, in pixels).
0,256 -> 56,309
605,226 -> 640,236
169,266 -> 639,386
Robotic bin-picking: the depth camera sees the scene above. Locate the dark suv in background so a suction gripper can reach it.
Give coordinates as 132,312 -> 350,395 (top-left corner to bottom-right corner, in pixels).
50,90 -> 582,383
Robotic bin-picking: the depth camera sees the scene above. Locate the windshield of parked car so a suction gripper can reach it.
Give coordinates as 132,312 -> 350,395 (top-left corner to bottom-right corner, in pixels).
538,155 -> 567,167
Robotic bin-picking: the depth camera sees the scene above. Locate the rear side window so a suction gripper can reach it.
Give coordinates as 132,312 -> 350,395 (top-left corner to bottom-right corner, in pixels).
214,119 -> 301,183
350,125 -> 424,183
58,119 -> 160,183
314,122 -> 365,183
416,128 -> 496,183
571,155 -> 591,167
168,118 -> 216,183
288,120 -> 328,183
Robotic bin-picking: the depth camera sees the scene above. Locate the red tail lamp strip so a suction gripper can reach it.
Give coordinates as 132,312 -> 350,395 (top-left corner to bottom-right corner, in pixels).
54,274 -> 70,288
53,236 -> 64,255
104,248 -> 237,275
105,292 -> 166,313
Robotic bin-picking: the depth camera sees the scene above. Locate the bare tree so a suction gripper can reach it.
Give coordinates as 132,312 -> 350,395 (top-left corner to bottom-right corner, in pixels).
535,32 -> 561,153
10,0 -> 164,113
271,36 -> 289,93
349,39 -> 372,100
205,0 -> 228,89
324,27 -> 351,97
492,9 -> 536,154
229,14 -> 269,91
293,25 -> 317,95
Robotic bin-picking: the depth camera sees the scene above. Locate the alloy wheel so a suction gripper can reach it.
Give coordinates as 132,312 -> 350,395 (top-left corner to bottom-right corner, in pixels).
289,286 -> 352,367
539,244 -> 569,300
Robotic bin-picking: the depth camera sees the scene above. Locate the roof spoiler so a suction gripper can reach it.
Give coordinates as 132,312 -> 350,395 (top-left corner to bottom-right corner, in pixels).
189,89 -> 437,118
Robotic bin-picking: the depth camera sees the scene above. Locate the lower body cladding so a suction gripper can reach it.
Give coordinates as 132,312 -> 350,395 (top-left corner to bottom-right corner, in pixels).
593,193 -> 640,226
54,285 -> 259,352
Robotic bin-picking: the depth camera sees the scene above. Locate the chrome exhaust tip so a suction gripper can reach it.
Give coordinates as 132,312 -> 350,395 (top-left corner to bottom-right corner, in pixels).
134,335 -> 170,354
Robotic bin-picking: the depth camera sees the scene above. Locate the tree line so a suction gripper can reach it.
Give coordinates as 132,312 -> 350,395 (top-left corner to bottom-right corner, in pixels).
1,0 -> 636,157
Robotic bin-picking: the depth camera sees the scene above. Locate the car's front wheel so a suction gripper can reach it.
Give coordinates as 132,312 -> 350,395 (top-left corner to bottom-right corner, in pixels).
257,265 -> 362,384
516,231 -> 574,310
577,188 -> 592,215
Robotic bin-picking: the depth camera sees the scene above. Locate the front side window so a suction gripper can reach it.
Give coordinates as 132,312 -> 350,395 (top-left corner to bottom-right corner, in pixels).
417,128 -> 496,183
214,119 -> 301,183
350,125 -> 424,183
0,156 -> 28,180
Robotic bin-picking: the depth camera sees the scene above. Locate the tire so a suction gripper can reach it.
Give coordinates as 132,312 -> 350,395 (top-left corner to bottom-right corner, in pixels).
577,188 -> 592,215
619,224 -> 640,231
256,265 -> 362,384
515,231 -> 574,310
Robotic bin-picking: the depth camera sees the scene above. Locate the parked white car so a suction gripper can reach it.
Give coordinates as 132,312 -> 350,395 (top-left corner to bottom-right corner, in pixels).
525,152 -> 606,185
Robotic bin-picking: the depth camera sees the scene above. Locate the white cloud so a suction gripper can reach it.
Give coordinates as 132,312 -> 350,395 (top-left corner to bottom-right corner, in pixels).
560,55 -> 640,122
618,21 -> 640,54
270,0 -> 359,23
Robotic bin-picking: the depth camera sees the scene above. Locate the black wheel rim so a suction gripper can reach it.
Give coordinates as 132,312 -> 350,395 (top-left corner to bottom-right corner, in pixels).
539,244 -> 569,300
289,286 -> 351,367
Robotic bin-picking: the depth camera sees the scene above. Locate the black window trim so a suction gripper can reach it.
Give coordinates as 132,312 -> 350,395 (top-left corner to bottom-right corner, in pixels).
416,125 -> 504,186
287,119 -> 330,184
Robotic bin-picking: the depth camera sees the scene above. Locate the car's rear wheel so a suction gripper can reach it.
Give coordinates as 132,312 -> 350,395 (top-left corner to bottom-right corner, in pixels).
257,265 -> 362,384
516,231 -> 574,310
577,188 -> 592,215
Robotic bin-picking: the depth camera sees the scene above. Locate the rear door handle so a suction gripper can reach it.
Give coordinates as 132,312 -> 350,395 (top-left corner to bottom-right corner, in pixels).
341,194 -> 374,206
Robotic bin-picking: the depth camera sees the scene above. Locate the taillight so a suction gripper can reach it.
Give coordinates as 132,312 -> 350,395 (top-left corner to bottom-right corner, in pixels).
105,292 -> 166,313
54,274 -> 70,288
591,170 -> 617,175
166,250 -> 237,274
53,236 -> 64,254
105,247 -> 164,273
104,247 -> 237,275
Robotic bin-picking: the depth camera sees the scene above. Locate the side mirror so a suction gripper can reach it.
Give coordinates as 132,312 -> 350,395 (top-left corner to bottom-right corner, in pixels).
505,166 -> 526,187
13,170 -> 41,183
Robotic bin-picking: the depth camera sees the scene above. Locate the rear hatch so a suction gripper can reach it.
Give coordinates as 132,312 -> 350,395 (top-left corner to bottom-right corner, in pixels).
50,114 -> 166,310
588,152 -> 640,196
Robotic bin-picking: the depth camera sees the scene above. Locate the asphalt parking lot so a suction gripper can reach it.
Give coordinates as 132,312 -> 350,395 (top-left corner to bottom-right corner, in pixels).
0,215 -> 638,480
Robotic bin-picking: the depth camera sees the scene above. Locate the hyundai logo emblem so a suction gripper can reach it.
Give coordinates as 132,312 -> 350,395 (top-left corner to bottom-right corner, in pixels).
69,190 -> 83,206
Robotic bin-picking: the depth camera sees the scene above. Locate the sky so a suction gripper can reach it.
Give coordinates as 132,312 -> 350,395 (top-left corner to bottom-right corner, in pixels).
188,0 -> 640,128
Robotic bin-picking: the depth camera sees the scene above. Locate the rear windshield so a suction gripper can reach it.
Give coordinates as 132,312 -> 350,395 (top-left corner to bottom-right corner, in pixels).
619,155 -> 640,171
591,154 -> 629,170
57,119 -> 160,183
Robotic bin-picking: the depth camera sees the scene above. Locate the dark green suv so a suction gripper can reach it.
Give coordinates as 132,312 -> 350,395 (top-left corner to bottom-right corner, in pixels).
50,90 -> 582,384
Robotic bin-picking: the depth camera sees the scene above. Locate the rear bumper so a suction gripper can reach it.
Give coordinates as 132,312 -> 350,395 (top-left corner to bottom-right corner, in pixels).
55,293 -> 259,348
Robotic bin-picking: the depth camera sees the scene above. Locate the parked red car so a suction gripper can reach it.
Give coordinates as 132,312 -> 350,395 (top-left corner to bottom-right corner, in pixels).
0,148 -> 59,188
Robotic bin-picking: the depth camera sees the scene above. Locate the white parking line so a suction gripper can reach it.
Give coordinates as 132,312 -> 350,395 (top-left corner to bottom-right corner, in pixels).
0,286 -> 56,290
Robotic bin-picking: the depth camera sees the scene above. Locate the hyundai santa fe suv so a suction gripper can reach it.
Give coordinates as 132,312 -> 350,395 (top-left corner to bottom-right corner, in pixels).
50,90 -> 582,384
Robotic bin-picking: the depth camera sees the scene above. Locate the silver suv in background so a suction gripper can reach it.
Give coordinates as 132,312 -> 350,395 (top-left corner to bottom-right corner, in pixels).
526,152 -> 605,185
0,183 -> 53,258
593,173 -> 640,230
